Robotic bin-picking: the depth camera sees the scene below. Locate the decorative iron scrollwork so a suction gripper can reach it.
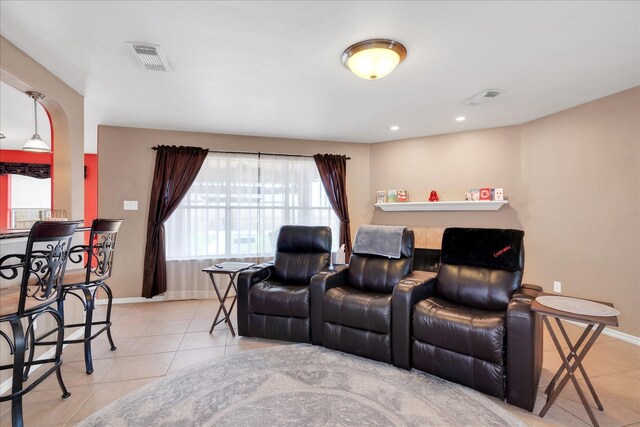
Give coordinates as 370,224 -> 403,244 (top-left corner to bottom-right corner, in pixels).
0,162 -> 51,179
26,241 -> 68,301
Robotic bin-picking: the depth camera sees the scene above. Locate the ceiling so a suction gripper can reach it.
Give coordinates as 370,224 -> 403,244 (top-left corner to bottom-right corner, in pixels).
0,1 -> 638,154
0,81 -> 51,151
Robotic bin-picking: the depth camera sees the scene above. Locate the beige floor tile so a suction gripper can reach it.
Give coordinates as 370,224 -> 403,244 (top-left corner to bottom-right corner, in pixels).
7,298 -> 634,427
100,352 -> 175,382
192,300 -> 221,319
187,316 -> 216,333
540,369 -> 640,426
69,377 -> 156,422
166,347 -> 227,374
224,340 -> 289,355
144,319 -> 191,336
178,331 -> 228,351
498,391 -> 590,426
21,358 -> 114,392
0,384 -> 94,427
63,337 -> 138,361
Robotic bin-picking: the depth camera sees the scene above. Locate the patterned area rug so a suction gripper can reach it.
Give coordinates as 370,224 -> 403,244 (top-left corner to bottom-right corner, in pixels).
78,344 -> 524,426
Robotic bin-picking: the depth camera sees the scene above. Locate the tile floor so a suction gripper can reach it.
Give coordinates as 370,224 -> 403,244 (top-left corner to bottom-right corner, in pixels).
1,299 -> 638,426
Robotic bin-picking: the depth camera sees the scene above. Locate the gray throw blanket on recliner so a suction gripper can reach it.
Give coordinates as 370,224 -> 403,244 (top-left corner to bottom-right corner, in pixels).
352,225 -> 407,259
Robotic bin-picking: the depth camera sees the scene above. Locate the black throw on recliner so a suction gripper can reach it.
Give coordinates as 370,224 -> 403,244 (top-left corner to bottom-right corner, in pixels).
410,227 -> 543,411
237,225 -> 331,343
311,225 -> 435,366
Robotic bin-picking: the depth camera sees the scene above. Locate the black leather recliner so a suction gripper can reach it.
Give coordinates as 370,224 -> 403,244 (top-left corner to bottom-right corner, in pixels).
410,227 -> 543,411
311,226 -> 436,366
237,225 -> 331,343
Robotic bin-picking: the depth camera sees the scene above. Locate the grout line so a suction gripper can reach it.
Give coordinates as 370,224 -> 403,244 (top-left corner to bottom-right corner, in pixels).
536,391 -> 591,426
65,384 -> 99,425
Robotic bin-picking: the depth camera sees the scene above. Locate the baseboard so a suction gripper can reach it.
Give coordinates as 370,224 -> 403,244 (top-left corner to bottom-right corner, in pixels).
567,320 -> 640,346
0,328 -> 85,396
95,296 -> 167,306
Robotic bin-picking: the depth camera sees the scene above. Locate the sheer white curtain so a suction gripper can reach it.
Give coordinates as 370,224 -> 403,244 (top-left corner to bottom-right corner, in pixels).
164,152 -> 339,300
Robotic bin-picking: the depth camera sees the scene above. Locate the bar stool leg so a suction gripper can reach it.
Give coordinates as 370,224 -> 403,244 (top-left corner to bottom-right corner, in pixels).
50,308 -> 71,399
10,318 -> 26,427
81,286 -> 95,375
99,283 -> 117,351
22,315 -> 36,382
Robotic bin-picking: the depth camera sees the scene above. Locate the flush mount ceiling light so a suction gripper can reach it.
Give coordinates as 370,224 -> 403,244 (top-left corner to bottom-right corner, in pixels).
23,91 -> 51,153
390,125 -> 400,131
455,116 -> 466,122
342,39 -> 407,81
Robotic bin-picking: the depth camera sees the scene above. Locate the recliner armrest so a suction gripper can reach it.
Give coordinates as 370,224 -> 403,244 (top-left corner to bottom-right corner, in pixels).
506,284 -> 543,411
236,262 -> 274,336
522,282 -> 543,292
392,271 -> 437,369
309,265 -> 348,345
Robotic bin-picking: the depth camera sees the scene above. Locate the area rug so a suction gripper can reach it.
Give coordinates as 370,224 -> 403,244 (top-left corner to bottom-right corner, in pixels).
78,344 -> 524,426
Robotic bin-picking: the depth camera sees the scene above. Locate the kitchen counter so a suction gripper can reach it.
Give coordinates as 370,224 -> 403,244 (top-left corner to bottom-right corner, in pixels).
0,226 -> 90,240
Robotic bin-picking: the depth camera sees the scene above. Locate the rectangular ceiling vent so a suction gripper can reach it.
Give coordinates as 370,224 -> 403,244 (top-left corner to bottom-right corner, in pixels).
464,89 -> 501,105
127,42 -> 170,71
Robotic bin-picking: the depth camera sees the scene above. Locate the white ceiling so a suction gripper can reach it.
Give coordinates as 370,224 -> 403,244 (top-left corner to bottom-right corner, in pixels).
0,81 -> 51,151
1,1 -> 638,154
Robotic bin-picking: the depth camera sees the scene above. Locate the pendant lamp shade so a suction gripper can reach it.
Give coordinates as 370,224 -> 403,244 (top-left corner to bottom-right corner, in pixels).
23,134 -> 50,152
23,91 -> 51,153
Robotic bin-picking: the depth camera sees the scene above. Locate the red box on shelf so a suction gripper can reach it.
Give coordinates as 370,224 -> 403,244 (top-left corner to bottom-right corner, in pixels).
479,188 -> 491,200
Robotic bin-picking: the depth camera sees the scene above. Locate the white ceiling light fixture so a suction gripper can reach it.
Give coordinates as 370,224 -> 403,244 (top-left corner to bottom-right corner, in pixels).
390,125 -> 400,131
464,89 -> 501,106
342,39 -> 407,81
455,116 -> 466,122
127,42 -> 170,71
23,91 -> 51,153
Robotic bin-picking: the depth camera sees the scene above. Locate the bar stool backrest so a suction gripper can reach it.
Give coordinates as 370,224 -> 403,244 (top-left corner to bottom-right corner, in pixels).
18,221 -> 80,316
84,219 -> 125,283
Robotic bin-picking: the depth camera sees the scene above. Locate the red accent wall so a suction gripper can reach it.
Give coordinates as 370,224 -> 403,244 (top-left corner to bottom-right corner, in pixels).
0,175 -> 10,229
84,154 -> 98,225
0,150 -> 52,229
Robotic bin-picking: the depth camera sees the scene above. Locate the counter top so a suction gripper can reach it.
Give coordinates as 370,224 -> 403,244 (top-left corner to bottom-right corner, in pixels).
0,226 -> 90,240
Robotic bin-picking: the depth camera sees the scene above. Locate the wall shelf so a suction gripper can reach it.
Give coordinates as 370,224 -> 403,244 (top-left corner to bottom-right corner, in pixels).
375,200 -> 509,212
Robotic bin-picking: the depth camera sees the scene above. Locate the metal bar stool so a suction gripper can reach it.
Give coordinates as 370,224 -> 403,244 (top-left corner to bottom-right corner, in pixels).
0,220 -> 81,427
31,218 -> 124,375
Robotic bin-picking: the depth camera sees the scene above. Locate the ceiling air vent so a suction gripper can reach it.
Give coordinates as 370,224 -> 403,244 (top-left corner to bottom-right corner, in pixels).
464,89 -> 501,105
127,42 -> 169,71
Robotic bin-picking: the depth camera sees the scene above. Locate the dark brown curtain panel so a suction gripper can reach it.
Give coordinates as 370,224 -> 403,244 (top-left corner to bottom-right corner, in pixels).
313,154 -> 352,261
142,145 -> 208,298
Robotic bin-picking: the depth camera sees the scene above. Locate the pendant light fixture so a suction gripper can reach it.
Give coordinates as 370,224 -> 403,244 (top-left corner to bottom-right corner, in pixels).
23,91 -> 51,153
341,39 -> 407,81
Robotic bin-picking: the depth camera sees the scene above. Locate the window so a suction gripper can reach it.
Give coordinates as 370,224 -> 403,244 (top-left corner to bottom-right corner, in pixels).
166,152 -> 340,260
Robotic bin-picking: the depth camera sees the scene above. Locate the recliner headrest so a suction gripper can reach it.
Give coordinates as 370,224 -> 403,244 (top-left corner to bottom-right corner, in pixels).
440,227 -> 524,271
276,225 -> 332,253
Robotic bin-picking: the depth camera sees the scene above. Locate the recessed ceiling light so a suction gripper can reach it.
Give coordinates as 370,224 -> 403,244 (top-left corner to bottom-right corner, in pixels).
455,116 -> 466,122
390,125 -> 400,131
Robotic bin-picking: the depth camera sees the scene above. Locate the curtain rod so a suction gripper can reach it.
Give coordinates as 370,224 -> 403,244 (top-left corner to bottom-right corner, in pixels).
151,146 -> 350,160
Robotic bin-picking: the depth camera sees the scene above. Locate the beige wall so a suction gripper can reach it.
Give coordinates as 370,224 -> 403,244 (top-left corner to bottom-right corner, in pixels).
0,37 -> 85,383
370,125 -> 524,231
97,126 -> 371,299
518,87 -> 639,337
0,36 -> 84,220
369,87 -> 640,336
